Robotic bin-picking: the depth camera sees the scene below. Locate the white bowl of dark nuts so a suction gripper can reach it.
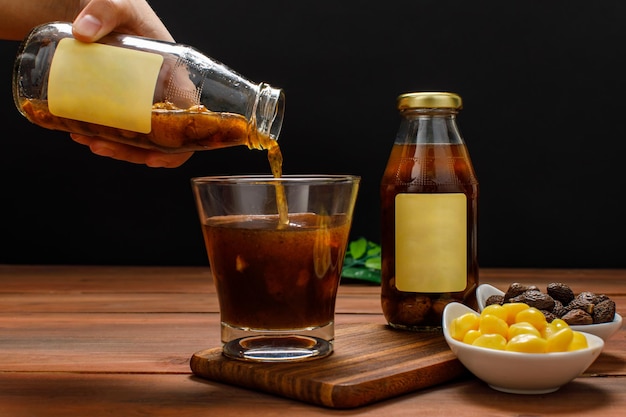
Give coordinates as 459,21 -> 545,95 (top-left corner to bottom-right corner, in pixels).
443,302 -> 604,394
477,283 -> 622,341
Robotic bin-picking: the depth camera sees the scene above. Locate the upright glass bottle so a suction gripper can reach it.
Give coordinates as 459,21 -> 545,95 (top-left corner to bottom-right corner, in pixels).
380,92 -> 479,331
12,22 -> 284,153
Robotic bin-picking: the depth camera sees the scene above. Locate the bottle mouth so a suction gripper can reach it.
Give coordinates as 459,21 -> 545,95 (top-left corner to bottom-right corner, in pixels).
257,83 -> 285,141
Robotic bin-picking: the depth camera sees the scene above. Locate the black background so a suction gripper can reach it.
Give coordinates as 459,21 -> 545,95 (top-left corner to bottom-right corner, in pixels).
1,0 -> 625,268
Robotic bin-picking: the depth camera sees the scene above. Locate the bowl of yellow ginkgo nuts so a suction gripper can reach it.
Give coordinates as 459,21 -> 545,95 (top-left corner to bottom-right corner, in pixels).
442,302 -> 604,394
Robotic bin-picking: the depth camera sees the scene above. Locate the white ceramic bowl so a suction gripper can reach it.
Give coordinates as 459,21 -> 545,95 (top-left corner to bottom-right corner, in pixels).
476,283 -> 622,341
443,302 -> 604,394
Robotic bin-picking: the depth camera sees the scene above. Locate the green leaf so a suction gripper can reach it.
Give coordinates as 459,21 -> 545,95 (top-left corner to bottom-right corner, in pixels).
367,244 -> 381,255
364,257 -> 381,271
341,237 -> 381,284
340,266 -> 381,283
348,237 -> 368,259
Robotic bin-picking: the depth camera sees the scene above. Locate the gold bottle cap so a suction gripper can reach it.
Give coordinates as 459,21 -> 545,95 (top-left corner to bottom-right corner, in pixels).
397,92 -> 462,110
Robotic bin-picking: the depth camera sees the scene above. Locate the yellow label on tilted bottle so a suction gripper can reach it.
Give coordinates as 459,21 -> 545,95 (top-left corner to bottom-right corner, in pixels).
48,38 -> 163,133
395,193 -> 467,293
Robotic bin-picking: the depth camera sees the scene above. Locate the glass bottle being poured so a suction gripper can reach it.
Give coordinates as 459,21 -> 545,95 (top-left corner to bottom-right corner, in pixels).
12,21 -> 285,156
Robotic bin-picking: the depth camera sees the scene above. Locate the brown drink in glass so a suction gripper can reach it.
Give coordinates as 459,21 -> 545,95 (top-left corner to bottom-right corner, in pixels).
192,175 -> 360,362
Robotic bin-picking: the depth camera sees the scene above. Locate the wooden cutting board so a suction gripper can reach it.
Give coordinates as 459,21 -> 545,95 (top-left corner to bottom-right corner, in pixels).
190,323 -> 468,409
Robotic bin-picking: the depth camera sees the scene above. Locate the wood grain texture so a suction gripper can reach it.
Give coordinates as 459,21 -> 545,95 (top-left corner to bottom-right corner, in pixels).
2,373 -> 624,417
190,323 -> 468,408
0,265 -> 625,416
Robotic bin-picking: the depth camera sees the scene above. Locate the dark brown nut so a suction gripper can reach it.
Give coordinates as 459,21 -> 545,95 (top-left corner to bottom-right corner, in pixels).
541,310 -> 558,323
567,295 -> 595,314
546,282 -> 575,305
593,294 -> 610,304
562,308 -> 593,325
485,294 -> 504,306
551,299 -> 568,318
593,299 -> 616,324
509,289 -> 556,311
576,291 -> 597,304
504,283 -> 533,302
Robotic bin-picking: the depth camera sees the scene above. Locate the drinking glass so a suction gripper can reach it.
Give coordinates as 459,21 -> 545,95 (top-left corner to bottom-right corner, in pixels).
191,174 -> 360,362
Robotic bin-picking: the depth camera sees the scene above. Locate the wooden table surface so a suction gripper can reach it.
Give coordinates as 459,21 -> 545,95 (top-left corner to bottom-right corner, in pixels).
0,265 -> 624,416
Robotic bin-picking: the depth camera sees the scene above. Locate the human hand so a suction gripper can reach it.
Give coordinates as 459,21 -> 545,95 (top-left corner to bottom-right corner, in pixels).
72,0 -> 175,43
70,0 -> 193,168
70,134 -> 194,168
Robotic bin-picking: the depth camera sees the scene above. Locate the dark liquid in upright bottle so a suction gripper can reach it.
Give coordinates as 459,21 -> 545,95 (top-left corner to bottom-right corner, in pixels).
380,143 -> 479,329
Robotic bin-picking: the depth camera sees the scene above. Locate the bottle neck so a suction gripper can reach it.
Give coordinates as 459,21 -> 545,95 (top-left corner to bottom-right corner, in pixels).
256,83 -> 285,142
398,108 -> 463,145
245,83 -> 285,150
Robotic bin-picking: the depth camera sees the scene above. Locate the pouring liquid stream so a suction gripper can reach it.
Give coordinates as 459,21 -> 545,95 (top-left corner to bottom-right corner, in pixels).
260,135 -> 288,227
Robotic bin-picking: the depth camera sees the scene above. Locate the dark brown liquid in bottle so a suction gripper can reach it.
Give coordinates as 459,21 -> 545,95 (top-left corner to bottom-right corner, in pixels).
20,99 -> 276,153
380,143 -> 479,330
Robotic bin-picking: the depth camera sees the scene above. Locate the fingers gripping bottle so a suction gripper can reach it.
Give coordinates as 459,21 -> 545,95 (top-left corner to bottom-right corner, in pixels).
380,92 -> 479,331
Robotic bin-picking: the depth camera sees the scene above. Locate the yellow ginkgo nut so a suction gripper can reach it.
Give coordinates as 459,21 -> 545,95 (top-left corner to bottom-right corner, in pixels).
568,331 -> 589,351
515,307 -> 548,331
478,314 -> 509,338
450,313 -> 480,341
501,302 -> 530,325
546,327 -> 574,352
456,305 -> 590,354
551,318 -> 569,329
472,333 -> 507,350
481,304 -> 509,322
462,329 -> 482,345
506,333 -> 548,353
542,322 -> 559,339
508,321 -> 541,340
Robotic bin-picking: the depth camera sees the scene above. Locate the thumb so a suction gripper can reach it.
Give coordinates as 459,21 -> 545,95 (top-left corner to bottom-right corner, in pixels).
71,12 -> 106,42
71,0 -> 173,43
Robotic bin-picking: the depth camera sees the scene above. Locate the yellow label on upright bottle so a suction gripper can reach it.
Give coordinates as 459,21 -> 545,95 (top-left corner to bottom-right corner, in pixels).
395,193 -> 467,293
48,38 -> 163,133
